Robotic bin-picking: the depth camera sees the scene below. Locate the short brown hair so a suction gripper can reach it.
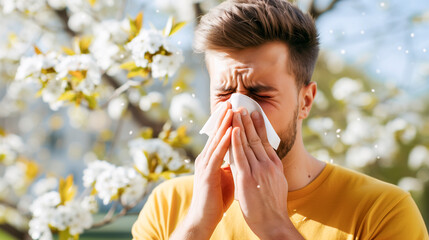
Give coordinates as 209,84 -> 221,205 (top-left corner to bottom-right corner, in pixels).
194,0 -> 319,87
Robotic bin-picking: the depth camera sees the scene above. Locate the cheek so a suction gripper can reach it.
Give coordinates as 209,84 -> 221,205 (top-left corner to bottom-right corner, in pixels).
259,101 -> 296,134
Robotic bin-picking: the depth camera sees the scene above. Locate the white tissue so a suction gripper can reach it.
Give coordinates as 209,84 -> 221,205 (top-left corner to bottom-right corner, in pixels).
199,93 -> 280,156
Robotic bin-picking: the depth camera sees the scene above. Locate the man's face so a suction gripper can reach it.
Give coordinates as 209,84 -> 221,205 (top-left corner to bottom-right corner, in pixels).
206,41 -> 302,159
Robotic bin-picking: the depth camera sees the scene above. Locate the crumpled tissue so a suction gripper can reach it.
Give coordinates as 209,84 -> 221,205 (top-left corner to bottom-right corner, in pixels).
199,93 -> 280,164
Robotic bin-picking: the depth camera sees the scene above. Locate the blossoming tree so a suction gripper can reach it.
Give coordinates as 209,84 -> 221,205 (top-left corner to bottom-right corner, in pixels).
0,0 -> 200,239
1,0 -> 429,239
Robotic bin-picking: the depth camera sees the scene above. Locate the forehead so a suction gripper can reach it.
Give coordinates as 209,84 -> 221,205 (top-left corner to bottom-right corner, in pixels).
205,41 -> 290,85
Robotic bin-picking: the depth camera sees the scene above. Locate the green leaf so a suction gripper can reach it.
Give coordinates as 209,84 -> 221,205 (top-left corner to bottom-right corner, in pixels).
59,175 -> 76,205
88,0 -> 96,6
79,36 -> 93,54
120,61 -> 138,71
59,230 -> 71,240
127,68 -> 149,78
69,70 -> 86,80
34,46 -> 43,55
35,88 -> 44,97
58,91 -> 77,102
162,75 -> 169,85
169,21 -> 186,36
135,12 -> 143,33
84,94 -> 98,109
62,47 -> 75,55
140,127 -> 153,139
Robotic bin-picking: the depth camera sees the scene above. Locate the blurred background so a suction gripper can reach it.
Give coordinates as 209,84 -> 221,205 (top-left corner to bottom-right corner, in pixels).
0,0 -> 428,239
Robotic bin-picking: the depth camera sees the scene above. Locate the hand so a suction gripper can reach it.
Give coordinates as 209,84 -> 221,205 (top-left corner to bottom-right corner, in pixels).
230,108 -> 303,240
170,102 -> 235,240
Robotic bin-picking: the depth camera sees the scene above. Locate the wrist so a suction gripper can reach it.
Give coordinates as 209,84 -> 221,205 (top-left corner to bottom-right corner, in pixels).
170,212 -> 217,240
258,219 -> 304,240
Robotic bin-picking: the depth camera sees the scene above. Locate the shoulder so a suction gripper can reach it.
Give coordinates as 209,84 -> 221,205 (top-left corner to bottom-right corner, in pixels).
330,163 -> 408,202
328,164 -> 428,238
151,174 -> 194,201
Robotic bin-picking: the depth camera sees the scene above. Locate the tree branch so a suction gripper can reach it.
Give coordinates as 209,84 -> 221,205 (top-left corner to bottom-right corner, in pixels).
193,2 -> 204,24
309,0 -> 343,20
90,196 -> 142,229
102,74 -> 164,134
0,224 -> 31,240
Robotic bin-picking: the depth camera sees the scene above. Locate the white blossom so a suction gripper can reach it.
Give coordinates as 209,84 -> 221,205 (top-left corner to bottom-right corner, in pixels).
29,192 -> 93,238
29,218 -> 53,240
139,91 -> 163,111
0,178 -> 12,199
151,52 -> 184,78
30,191 -> 61,217
108,96 -> 127,120
68,11 -> 94,32
15,55 -> 44,81
307,117 -> 334,134
1,0 -> 46,13
127,29 -> 184,77
345,146 -> 376,168
332,77 -> 362,101
47,0 -> 66,9
169,93 -> 205,124
68,106 -> 90,128
341,117 -> 375,145
94,166 -> 140,205
0,0 -> 15,14
408,145 -> 429,170
41,77 -> 67,110
129,138 -> 184,174
398,177 -> 424,192
81,195 -> 98,213
90,20 -> 129,70
127,29 -> 164,57
314,90 -> 329,110
4,164 -> 26,191
82,160 -> 115,187
15,0 -> 45,12
121,174 -> 147,205
55,54 -> 101,95
0,133 -> 23,164
32,177 -> 58,196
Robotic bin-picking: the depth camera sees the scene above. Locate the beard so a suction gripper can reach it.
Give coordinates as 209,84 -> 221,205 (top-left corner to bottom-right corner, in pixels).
275,105 -> 299,160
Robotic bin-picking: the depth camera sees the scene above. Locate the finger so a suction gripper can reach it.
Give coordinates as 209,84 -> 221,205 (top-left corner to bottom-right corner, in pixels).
201,102 -> 231,157
251,111 -> 280,162
207,127 -> 232,171
232,111 -> 258,167
240,109 -> 270,162
231,127 -> 251,174
204,109 -> 233,166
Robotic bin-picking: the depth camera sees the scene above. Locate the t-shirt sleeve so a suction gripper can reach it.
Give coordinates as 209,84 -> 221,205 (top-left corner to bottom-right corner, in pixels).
131,176 -> 193,240
370,193 -> 429,239
132,186 -> 167,240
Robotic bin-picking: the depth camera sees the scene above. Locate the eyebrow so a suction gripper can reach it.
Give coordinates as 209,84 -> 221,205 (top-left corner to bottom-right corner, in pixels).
215,84 -> 277,93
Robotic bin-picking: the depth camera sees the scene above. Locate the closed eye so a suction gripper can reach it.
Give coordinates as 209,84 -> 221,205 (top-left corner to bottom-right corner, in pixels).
215,92 -> 233,99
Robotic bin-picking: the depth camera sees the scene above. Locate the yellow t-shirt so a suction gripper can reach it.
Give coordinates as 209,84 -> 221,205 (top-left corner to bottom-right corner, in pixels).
132,163 -> 428,239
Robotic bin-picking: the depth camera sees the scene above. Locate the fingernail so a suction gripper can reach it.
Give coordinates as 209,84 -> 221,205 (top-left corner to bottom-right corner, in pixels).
241,108 -> 247,116
251,111 -> 260,120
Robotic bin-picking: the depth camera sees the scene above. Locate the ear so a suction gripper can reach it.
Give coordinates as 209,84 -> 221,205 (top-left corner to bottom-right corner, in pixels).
298,82 -> 317,119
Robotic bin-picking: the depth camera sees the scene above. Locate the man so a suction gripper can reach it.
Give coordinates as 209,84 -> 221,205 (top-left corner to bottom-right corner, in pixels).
132,0 -> 428,239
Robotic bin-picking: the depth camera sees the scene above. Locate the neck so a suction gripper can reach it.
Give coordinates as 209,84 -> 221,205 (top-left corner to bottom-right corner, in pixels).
281,135 -> 326,192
